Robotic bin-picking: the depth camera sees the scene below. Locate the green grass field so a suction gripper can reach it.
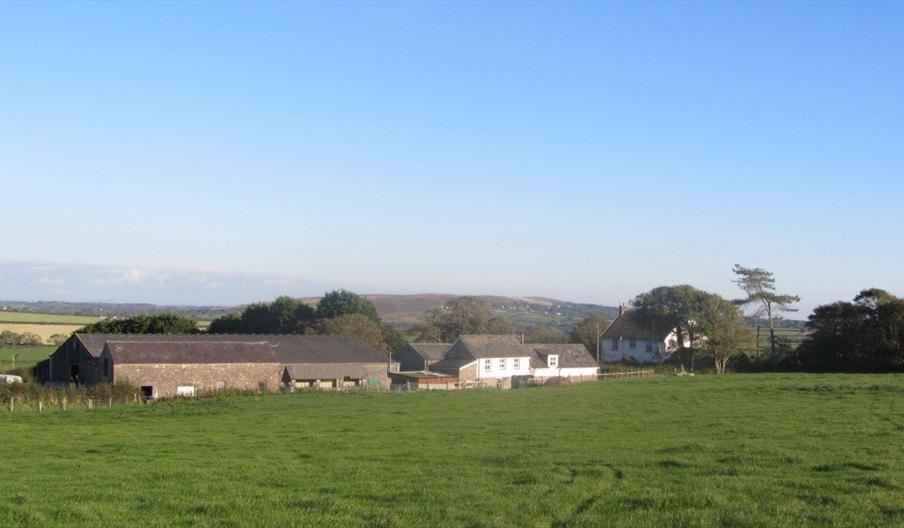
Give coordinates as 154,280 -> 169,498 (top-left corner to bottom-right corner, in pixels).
1,374 -> 902,527
0,346 -> 53,372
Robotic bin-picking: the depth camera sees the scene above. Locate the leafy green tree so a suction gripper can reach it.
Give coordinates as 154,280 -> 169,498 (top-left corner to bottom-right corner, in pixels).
208,296 -> 316,334
632,285 -> 723,370
732,264 -> 800,360
524,325 -> 568,344
316,290 -> 381,323
426,296 -> 512,342
697,297 -> 751,374
569,314 -> 610,358
16,332 -> 44,345
50,333 -> 70,346
798,289 -> 904,372
207,313 -> 243,333
0,331 -> 18,346
80,314 -> 198,334
410,324 -> 444,343
381,324 -> 409,356
319,314 -> 388,353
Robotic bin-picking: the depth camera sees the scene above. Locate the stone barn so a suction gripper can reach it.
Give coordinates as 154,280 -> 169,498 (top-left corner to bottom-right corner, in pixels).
35,333 -> 394,396
103,340 -> 282,399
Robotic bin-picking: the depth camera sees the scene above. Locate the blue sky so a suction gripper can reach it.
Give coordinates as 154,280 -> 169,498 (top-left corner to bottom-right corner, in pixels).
1,2 -> 902,314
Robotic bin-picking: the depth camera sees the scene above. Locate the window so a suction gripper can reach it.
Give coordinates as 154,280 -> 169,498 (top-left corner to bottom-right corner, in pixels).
176,386 -> 196,397
484,359 -> 492,372
611,339 -> 619,350
140,386 -> 154,400
498,359 -> 506,370
548,355 -> 558,368
513,358 -> 521,369
629,340 -> 637,349
645,342 -> 653,353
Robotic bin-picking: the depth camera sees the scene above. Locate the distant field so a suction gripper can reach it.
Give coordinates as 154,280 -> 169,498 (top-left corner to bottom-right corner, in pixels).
0,312 -> 100,325
1,374 -> 901,526
749,326 -> 810,355
0,323 -> 83,344
0,346 -> 53,372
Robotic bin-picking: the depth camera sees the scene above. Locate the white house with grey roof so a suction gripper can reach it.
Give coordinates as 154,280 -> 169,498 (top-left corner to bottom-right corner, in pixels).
600,306 -> 688,363
428,335 -> 598,387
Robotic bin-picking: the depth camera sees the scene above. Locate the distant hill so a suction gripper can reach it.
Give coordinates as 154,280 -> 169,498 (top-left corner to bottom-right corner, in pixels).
1,295 -> 806,333
2,295 -> 618,332
0,301 -> 234,321
301,294 -> 619,332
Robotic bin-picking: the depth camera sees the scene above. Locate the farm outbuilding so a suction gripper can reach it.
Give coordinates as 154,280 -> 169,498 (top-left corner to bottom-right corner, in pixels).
393,342 -> 450,372
35,333 -> 394,397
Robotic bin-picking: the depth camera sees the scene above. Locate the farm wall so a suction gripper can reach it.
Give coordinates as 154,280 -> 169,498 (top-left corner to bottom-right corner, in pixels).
457,361 -> 478,383
114,363 -> 282,398
532,367 -> 599,381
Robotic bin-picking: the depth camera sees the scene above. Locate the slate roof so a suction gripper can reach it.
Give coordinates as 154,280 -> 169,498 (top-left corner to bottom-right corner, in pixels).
431,340 -> 596,372
104,341 -> 278,364
427,357 -> 476,375
284,364 -> 368,380
600,311 -> 669,341
530,344 -> 598,368
406,343 -> 451,361
454,335 -> 528,359
74,333 -> 387,364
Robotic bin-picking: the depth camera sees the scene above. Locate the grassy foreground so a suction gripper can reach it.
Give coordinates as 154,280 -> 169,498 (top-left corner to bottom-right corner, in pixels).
1,375 -> 902,527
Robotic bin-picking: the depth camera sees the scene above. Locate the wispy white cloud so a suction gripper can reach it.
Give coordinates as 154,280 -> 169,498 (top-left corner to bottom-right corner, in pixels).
33,276 -> 64,286
0,261 -> 332,305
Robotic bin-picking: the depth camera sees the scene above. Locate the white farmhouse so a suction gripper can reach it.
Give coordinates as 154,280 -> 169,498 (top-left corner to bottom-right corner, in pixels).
428,335 -> 598,387
600,306 -> 687,363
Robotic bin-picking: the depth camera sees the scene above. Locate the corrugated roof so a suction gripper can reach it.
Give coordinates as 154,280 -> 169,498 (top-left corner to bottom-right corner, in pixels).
600,311 -> 668,341
75,333 -> 387,364
406,343 -> 451,361
104,341 -> 278,364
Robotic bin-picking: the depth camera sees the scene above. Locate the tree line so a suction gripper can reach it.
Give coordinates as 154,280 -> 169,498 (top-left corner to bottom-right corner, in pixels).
71,270 -> 902,374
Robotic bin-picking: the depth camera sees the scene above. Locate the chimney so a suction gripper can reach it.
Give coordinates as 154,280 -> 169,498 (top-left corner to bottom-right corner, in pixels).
619,304 -> 629,316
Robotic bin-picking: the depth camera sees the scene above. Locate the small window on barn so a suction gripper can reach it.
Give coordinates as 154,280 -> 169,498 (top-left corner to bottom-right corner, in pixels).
548,355 -> 558,368
513,358 -> 521,369
484,359 -> 492,372
140,386 -> 154,400
629,340 -> 637,349
176,386 -> 196,398
498,359 -> 506,370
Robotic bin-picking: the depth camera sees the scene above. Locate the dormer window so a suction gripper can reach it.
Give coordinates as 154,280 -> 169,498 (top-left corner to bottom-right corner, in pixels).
548,355 -> 558,368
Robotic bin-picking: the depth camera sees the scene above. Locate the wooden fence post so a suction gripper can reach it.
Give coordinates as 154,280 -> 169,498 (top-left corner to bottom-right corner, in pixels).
38,401 -> 44,413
